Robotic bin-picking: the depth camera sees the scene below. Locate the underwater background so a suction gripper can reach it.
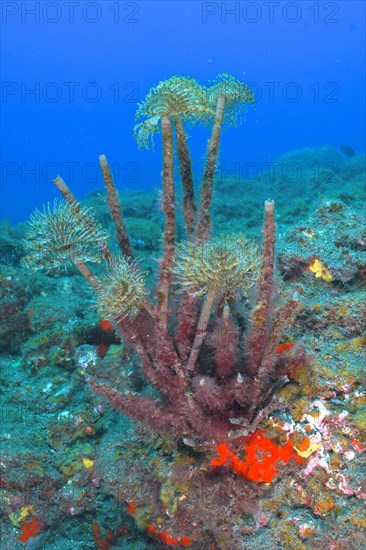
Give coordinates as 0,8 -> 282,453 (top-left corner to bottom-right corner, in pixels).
1,1 -> 366,549
1,0 -> 365,222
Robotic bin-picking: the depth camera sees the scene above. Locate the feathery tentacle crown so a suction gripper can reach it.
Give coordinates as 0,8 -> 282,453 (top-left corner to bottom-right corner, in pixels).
21,200 -> 109,271
173,234 -> 260,298
134,76 -> 214,149
95,254 -> 147,322
206,73 -> 255,126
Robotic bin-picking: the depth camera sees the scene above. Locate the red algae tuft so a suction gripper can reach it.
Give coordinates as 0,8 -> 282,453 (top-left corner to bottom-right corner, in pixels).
99,319 -> 114,333
277,342 -> 295,353
147,524 -> 193,547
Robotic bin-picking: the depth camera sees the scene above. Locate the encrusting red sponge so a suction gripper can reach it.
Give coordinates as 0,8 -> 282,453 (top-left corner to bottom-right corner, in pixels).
211,430 -> 303,483
18,516 -> 44,542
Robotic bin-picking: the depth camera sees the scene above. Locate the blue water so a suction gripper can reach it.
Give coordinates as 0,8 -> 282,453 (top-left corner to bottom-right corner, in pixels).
1,0 -> 365,223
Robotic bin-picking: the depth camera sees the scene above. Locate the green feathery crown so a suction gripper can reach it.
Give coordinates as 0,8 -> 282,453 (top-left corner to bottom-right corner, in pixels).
206,73 -> 255,126
95,254 -> 147,322
21,200 -> 109,272
173,234 -> 260,298
134,76 -> 214,149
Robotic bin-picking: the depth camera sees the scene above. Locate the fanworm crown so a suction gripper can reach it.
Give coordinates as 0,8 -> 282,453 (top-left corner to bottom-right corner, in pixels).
95,254 -> 147,322
21,200 -> 109,271
174,234 -> 260,298
134,76 -> 214,149
206,73 -> 255,126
